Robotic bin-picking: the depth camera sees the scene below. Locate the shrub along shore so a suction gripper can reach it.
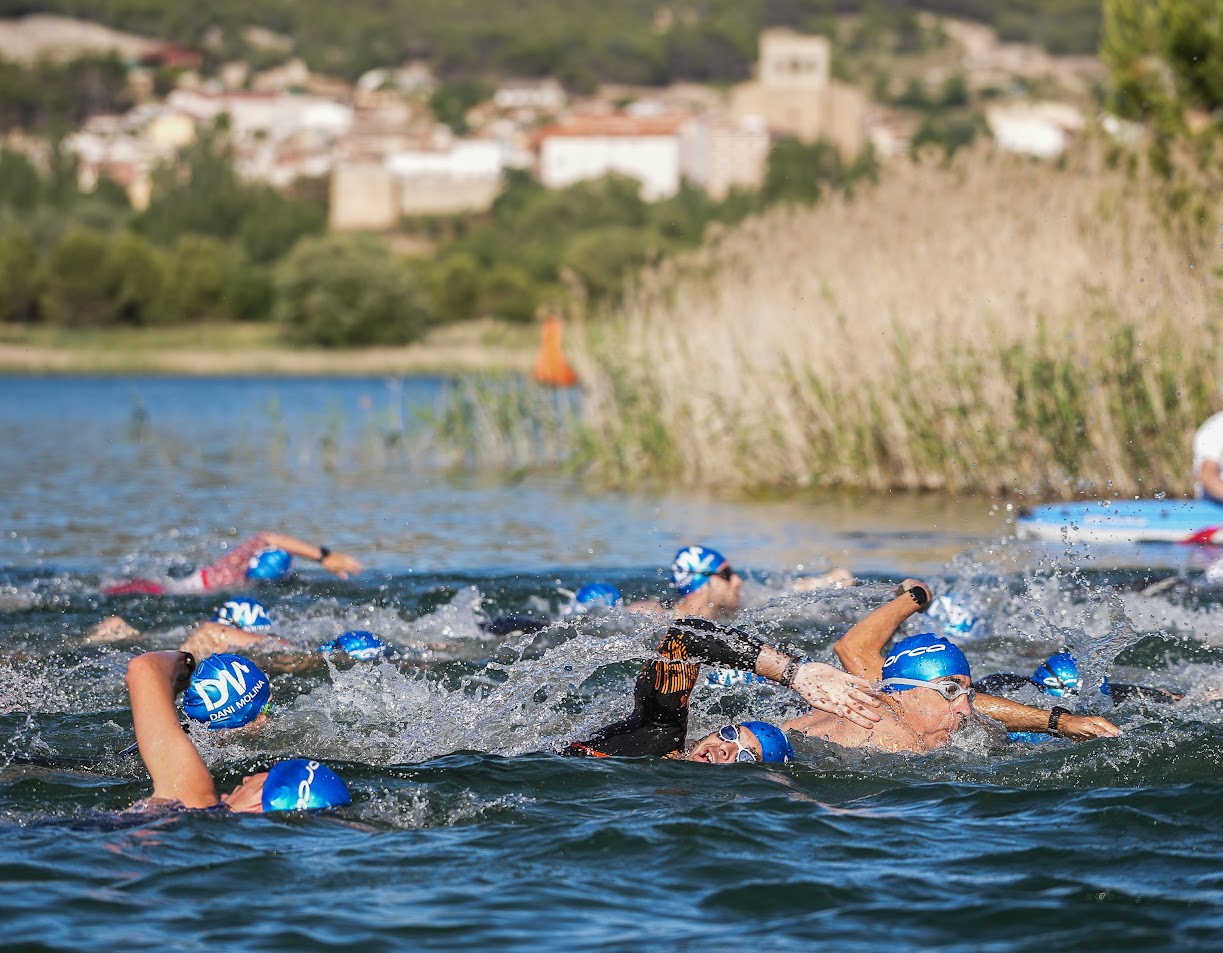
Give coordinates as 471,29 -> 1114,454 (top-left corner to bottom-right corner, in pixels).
571,142 -> 1223,500
0,320 -> 537,375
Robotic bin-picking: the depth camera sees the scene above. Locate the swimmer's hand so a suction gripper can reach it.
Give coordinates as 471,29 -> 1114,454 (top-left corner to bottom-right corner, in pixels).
321,551 -> 363,579
791,662 -> 882,728
86,616 -> 141,643
792,567 -> 856,591
1056,713 -> 1121,741
895,578 -> 932,612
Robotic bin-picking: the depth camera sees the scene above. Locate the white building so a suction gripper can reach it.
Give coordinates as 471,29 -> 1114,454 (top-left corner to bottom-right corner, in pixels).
535,115 -> 685,201
986,102 -> 1084,158
331,138 -> 505,228
680,114 -> 770,199
166,90 -> 353,142
494,78 -> 566,113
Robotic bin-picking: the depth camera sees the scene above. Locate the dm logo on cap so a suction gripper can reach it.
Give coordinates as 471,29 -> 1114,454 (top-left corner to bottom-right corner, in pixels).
212,597 -> 273,633
670,546 -> 726,596
183,653 -> 271,730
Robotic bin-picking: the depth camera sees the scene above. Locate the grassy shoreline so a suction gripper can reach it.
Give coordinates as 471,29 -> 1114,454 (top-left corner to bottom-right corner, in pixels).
0,320 -> 539,376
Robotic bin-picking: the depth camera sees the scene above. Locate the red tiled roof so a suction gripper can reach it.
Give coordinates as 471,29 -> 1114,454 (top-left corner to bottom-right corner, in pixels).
532,114 -> 687,147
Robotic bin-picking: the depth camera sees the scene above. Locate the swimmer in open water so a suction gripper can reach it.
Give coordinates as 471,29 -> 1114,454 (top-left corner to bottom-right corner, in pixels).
564,616 -> 882,762
975,651 -> 1181,707
626,545 -> 854,621
787,579 -> 1121,752
125,650 -> 350,813
101,531 -> 363,596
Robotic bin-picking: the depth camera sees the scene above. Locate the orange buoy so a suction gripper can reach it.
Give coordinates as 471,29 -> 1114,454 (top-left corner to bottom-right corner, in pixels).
533,314 -> 579,387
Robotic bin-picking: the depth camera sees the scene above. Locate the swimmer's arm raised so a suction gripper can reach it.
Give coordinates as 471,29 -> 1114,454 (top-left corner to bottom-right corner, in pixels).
674,619 -> 881,727
259,532 -> 363,579
126,651 -> 219,809
833,579 -> 931,680
974,693 -> 1121,740
179,622 -> 297,659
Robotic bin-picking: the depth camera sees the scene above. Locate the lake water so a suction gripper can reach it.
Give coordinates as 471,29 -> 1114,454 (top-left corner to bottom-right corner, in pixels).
3,376 -> 1223,953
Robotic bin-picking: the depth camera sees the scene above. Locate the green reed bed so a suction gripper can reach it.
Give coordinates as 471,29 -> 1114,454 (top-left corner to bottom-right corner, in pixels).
573,143 -> 1223,498
416,375 -> 583,473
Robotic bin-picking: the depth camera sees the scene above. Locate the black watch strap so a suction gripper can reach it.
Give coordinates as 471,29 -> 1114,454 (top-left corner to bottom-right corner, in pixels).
1048,705 -> 1071,734
318,546 -> 331,561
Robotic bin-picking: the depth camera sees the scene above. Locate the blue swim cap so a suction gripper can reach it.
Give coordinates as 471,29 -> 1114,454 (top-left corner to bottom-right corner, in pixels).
247,548 -> 292,581
183,653 -> 271,730
565,583 -> 623,616
740,721 -> 795,763
318,630 -> 391,661
670,546 -> 728,596
1031,652 -> 1080,697
881,633 -> 971,691
211,597 -> 273,633
927,593 -> 981,640
261,759 -> 351,812
1008,731 -> 1055,744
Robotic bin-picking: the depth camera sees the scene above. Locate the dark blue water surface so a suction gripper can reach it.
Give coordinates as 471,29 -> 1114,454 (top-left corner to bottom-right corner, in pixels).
3,376 -> 1223,953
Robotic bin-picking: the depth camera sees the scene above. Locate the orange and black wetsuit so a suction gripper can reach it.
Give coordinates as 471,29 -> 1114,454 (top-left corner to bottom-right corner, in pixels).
564,617 -> 766,759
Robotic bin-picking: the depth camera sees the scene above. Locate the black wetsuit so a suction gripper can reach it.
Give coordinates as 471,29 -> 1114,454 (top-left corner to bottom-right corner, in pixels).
564,617 -> 766,758
974,673 -> 1179,705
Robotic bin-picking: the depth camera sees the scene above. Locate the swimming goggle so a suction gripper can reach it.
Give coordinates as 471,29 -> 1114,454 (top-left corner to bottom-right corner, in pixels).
717,724 -> 759,762
880,678 -> 976,703
704,565 -> 736,583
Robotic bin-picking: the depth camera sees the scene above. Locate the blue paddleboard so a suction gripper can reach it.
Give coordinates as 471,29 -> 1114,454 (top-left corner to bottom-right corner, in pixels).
1016,498 -> 1223,544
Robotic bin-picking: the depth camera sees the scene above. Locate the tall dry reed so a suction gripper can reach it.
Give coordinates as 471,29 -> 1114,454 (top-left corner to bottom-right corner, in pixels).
572,142 -> 1223,498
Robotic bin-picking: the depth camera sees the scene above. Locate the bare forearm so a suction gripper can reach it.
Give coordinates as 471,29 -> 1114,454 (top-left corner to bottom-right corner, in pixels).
125,651 -> 217,805
261,532 -> 325,561
834,588 -> 928,680
975,693 -> 1120,740
975,693 -> 1049,731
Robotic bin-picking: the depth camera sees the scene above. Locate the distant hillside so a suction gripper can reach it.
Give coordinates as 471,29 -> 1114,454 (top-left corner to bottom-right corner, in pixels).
0,1 -> 1100,82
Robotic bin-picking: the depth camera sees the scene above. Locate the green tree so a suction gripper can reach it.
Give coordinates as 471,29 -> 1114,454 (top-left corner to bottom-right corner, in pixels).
1102,0 -> 1223,121
41,226 -> 114,326
238,185 -> 327,264
158,234 -> 246,324
476,262 -> 536,324
138,122 -> 250,244
277,233 -> 432,347
103,231 -> 167,325
0,229 -> 45,323
428,252 -> 481,324
762,138 -> 845,206
429,82 -> 490,135
0,150 -> 41,210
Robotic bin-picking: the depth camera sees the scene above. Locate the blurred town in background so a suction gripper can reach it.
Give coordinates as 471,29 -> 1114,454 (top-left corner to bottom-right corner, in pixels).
0,2 -> 1138,354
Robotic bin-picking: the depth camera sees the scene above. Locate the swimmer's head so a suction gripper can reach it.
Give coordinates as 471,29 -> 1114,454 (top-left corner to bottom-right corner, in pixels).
881,633 -> 971,690
318,630 -> 391,661
564,583 -> 623,616
182,653 -> 272,731
260,759 -> 351,812
687,721 -> 794,764
211,597 -> 273,633
927,593 -> 981,640
739,721 -> 795,763
247,548 -> 292,581
670,545 -> 729,596
221,759 -> 351,813
1031,652 -> 1081,697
